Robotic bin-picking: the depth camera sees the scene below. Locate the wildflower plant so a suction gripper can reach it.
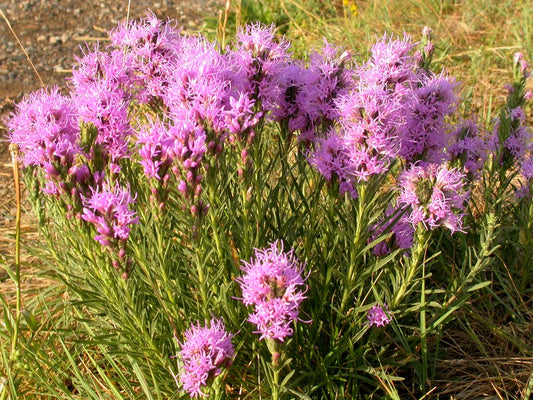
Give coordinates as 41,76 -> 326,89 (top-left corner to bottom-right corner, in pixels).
5,11 -> 531,399
178,319 -> 235,398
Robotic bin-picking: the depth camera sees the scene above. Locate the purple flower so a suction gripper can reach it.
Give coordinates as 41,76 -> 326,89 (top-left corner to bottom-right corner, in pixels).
370,206 -> 414,256
70,46 -> 131,93
235,23 -> 291,61
290,40 -> 353,142
513,52 -> 529,76
109,10 -> 182,102
81,181 -> 139,246
360,34 -> 417,90
309,130 -> 358,198
228,23 -> 293,129
399,73 -> 458,164
237,241 -> 308,342
308,35 -> 427,193
490,106 -> 533,170
367,304 -> 391,327
397,163 -> 470,233
309,81 -> 403,195
136,117 -> 179,180
521,157 -> 533,181
178,319 -> 234,398
164,36 -> 234,134
74,80 -> 132,162
7,87 -> 81,170
447,119 -> 488,179
515,156 -> 533,198
70,46 -> 133,163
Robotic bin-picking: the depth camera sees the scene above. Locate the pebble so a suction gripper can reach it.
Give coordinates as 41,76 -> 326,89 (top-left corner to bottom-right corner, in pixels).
49,36 -> 62,45
0,0 -> 224,102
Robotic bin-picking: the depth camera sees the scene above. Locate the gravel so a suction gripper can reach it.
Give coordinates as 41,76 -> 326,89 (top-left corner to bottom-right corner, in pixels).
0,0 -> 224,103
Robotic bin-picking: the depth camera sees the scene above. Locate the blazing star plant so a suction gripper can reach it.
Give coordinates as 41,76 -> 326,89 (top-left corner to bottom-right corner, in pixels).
178,319 -> 235,398
237,240 -> 308,342
5,11 -> 531,400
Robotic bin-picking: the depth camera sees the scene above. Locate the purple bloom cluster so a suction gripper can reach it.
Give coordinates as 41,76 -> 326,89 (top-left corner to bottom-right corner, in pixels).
8,15 -> 529,266
370,206 -> 414,256
447,119 -> 488,179
491,106 -> 532,167
308,34 -> 460,196
489,54 -> 533,196
109,11 -> 182,103
398,163 -> 470,233
81,181 -> 139,248
399,73 -> 458,163
178,319 -> 234,398
7,87 -> 81,194
71,47 -> 132,165
367,304 -> 391,327
237,241 -> 308,342
285,41 -> 353,142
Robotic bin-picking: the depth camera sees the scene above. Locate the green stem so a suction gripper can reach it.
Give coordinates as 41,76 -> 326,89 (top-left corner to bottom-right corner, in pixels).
340,185 -> 366,315
420,260 -> 428,393
272,365 -> 280,400
267,339 -> 281,400
392,225 -> 430,307
194,249 -> 209,319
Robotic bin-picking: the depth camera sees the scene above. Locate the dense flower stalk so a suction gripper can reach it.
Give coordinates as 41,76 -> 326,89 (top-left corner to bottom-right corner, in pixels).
81,181 -> 139,247
109,11 -> 183,103
397,163 -> 470,233
308,34 -> 459,195
178,319 -> 234,398
399,73 -> 458,163
71,48 -> 132,165
7,87 -> 82,195
447,119 -> 488,179
237,241 -> 308,342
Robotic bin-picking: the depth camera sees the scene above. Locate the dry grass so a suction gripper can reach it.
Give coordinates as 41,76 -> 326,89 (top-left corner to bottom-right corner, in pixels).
431,289 -> 533,399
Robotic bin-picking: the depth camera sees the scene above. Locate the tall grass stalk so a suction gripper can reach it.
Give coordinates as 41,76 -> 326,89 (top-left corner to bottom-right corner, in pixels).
0,145 -> 23,400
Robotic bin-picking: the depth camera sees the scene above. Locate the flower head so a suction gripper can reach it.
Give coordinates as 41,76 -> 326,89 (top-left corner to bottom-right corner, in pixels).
81,181 -> 139,246
399,73 -> 458,163
367,304 -> 391,327
7,87 -> 81,170
447,119 -> 488,179
178,319 -> 234,398
237,240 -> 308,342
397,163 -> 469,233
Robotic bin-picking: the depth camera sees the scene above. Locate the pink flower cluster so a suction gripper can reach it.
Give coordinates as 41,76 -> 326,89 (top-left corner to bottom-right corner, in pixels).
6,88 -> 81,196
178,319 -> 234,398
309,34 -> 460,196
81,181 -> 139,247
237,241 -> 308,342
398,163 -> 469,233
367,304 -> 392,327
